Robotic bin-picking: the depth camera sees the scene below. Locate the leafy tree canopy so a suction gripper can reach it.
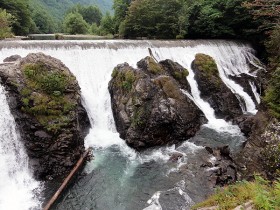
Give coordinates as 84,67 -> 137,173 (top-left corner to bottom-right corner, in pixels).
67,4 -> 103,25
63,12 -> 89,34
122,0 -> 182,39
99,12 -> 114,35
0,0 -> 32,35
0,9 -> 14,39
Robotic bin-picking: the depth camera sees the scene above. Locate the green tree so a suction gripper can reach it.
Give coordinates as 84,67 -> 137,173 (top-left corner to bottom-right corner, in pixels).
99,12 -> 114,35
82,5 -> 102,25
187,0 -> 259,39
63,12 -> 89,34
90,23 -> 100,34
113,0 -> 132,34
0,0 -> 32,35
31,9 -> 56,34
66,4 -> 103,25
243,0 -> 280,32
0,9 -> 14,39
122,0 -> 182,39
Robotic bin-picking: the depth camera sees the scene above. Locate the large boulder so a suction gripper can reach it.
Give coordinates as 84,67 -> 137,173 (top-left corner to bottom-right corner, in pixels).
108,56 -> 206,150
192,53 -> 243,120
0,53 -> 90,180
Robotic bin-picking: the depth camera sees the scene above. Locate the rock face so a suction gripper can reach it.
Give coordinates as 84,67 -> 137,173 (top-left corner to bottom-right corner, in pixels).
0,53 -> 90,180
232,110 -> 279,180
192,53 -> 243,120
108,56 -> 206,150
229,73 -> 261,106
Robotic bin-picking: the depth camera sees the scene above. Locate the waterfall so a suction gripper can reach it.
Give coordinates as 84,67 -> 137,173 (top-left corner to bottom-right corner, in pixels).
0,85 -> 41,210
0,40 -> 262,146
0,40 -> 263,209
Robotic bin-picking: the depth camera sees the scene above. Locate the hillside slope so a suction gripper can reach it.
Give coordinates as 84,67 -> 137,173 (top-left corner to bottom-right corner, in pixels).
30,0 -> 113,21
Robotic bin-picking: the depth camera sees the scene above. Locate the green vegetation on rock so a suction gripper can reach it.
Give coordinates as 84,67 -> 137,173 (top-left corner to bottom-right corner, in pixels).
194,53 -> 219,78
154,76 -> 184,100
20,62 -> 76,134
192,176 -> 280,210
174,69 -> 189,80
146,57 -> 162,74
264,67 -> 280,119
131,106 -> 145,127
112,67 -> 136,91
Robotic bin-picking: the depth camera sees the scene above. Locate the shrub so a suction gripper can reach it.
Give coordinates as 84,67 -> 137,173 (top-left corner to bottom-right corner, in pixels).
174,69 -> 189,80
264,67 -> 280,119
262,141 -> 280,177
147,57 -> 162,74
192,176 -> 280,210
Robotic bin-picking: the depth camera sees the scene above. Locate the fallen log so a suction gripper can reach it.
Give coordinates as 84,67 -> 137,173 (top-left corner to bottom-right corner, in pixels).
43,148 -> 92,210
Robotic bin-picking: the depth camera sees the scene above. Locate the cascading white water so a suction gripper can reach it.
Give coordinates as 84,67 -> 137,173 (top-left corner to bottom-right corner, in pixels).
250,81 -> 261,104
0,40 -> 262,145
0,85 -> 41,210
0,40 -> 263,209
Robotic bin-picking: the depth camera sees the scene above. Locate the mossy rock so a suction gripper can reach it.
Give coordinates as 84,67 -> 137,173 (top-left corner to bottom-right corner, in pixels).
20,62 -> 77,134
111,65 -> 137,91
146,57 -> 162,74
194,53 -> 219,78
154,76 -> 185,100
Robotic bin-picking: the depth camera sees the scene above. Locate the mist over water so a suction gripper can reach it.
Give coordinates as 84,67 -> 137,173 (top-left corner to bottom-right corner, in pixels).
0,40 -> 263,209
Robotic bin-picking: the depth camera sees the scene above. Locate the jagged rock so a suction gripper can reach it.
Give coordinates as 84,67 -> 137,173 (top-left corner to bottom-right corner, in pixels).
169,152 -> 184,162
229,73 -> 261,105
192,53 -> 243,120
108,56 -> 206,150
232,110 -> 271,180
0,53 -> 90,180
233,115 -> 255,137
3,55 -> 21,62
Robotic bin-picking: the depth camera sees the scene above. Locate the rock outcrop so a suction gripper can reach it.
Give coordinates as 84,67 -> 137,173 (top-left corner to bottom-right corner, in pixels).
232,110 -> 278,180
192,53 -> 243,120
109,56 -> 206,150
229,73 -> 261,106
0,53 -> 90,180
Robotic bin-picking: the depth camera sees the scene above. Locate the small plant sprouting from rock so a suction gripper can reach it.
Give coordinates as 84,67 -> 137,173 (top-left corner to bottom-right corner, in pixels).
147,57 -> 162,74
23,63 -> 68,95
20,62 -> 76,134
111,68 -> 119,78
113,67 -> 136,91
174,69 -> 189,80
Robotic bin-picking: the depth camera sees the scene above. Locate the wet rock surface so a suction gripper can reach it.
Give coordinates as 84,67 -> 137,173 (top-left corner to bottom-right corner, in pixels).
229,73 -> 261,105
192,53 -> 243,120
109,56 -> 206,150
232,110 -> 272,180
0,53 -> 90,180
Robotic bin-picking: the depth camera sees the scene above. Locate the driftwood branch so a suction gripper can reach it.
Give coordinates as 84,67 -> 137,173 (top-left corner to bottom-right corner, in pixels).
43,148 -> 92,210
